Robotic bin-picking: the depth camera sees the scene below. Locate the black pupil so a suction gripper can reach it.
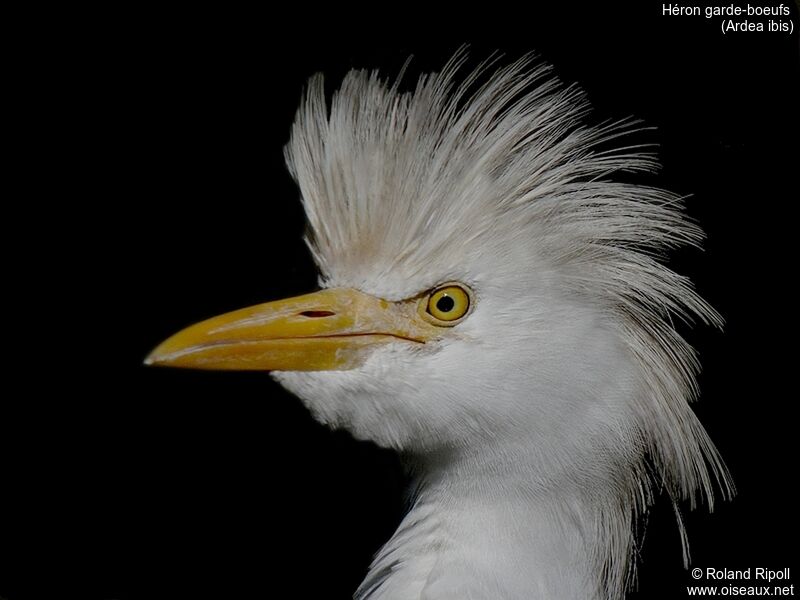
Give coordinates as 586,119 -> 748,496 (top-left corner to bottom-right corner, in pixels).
436,295 -> 455,313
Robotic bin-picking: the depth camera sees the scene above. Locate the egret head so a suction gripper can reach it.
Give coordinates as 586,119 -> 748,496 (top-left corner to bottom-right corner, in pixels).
148,54 -> 728,512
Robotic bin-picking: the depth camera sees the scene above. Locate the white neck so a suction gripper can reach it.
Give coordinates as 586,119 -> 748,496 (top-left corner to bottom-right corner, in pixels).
356,442 -> 634,600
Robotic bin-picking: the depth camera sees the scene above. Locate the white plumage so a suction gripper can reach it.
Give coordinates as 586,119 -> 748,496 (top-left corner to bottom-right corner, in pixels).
151,51 -> 732,599
283,53 -> 731,599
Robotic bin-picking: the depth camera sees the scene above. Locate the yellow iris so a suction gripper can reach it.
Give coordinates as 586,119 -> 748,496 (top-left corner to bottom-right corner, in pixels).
423,284 -> 472,325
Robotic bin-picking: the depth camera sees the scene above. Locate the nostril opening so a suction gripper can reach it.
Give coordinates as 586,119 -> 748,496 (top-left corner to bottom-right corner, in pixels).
299,310 -> 335,318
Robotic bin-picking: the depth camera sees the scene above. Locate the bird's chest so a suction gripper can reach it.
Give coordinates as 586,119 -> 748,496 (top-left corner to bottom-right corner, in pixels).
359,493 -> 595,600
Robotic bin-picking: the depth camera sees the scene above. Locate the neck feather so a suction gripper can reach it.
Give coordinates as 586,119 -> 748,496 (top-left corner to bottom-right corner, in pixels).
356,441 -> 641,600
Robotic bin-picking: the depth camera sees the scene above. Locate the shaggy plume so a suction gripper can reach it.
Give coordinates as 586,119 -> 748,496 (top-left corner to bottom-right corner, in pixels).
284,52 -> 732,598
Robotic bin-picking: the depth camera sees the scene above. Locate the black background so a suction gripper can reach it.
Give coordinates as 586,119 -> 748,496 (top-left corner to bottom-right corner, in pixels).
3,3 -> 799,599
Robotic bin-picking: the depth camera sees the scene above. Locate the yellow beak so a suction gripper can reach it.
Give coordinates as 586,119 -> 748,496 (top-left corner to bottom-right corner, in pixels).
145,288 -> 437,371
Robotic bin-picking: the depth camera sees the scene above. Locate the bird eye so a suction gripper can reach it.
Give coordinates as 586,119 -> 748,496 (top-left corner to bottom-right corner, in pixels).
422,284 -> 472,325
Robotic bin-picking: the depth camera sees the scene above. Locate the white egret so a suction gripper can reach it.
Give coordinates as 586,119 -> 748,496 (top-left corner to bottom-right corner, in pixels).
146,53 -> 731,600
